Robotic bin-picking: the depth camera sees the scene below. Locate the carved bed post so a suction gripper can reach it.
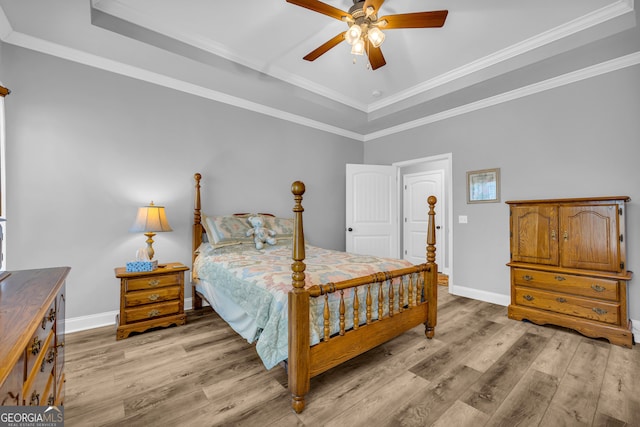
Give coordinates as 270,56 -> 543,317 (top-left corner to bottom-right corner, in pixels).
425,196 -> 438,338
289,181 -> 310,413
192,173 -> 203,310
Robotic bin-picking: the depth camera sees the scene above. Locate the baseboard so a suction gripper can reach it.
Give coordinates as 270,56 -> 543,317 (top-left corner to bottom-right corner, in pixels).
65,310 -> 119,334
448,284 -> 510,307
65,297 -> 201,334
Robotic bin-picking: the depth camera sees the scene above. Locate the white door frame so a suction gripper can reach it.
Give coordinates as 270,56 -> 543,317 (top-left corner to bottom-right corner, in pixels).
394,153 -> 453,281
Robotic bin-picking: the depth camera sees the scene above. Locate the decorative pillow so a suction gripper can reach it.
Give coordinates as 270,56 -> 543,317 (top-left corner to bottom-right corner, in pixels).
202,214 -> 252,244
264,217 -> 294,241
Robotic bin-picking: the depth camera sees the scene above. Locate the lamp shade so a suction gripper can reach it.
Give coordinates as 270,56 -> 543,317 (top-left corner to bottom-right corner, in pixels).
129,202 -> 173,233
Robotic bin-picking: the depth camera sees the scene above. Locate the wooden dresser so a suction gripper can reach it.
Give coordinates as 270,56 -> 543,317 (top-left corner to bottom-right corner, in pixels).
115,263 -> 188,340
506,197 -> 633,347
0,267 -> 69,406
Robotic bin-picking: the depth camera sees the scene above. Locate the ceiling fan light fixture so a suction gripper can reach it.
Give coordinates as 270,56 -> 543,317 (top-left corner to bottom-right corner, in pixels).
351,38 -> 365,55
367,26 -> 385,48
345,23 -> 362,45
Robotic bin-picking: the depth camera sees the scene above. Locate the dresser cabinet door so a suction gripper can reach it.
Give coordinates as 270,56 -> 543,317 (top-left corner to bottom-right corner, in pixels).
511,205 -> 559,265
559,204 -> 621,272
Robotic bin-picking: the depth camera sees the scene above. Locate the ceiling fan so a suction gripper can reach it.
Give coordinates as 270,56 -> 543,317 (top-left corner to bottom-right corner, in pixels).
286,0 -> 448,70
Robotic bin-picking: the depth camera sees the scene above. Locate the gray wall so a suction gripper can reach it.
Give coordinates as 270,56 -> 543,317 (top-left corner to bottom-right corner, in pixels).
365,63 -> 640,319
1,44 -> 362,319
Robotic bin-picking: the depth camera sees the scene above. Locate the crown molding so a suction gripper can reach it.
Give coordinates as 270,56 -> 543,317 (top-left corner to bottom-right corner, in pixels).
0,4 -> 637,143
363,51 -> 640,142
367,0 -> 635,113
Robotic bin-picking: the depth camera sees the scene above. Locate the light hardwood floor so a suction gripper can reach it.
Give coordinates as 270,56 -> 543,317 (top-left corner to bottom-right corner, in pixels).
64,289 -> 640,426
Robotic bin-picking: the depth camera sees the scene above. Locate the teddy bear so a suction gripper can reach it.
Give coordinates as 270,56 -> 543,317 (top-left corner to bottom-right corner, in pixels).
246,215 -> 277,250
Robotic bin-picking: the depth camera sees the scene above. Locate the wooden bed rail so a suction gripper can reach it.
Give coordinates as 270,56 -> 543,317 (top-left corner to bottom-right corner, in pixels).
307,264 -> 431,297
288,180 -> 438,413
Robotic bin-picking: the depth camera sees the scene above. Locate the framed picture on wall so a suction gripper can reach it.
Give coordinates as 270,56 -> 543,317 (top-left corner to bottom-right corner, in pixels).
467,168 -> 500,203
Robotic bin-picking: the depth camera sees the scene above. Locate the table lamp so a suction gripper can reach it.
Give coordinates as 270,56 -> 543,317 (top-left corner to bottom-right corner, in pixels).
129,201 -> 173,260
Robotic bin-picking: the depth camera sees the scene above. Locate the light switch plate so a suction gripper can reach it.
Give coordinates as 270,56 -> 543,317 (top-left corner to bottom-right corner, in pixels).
459,215 -> 468,224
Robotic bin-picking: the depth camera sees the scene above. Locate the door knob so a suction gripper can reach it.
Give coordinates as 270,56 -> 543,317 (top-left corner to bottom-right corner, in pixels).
436,226 -> 441,229
348,228 -> 353,232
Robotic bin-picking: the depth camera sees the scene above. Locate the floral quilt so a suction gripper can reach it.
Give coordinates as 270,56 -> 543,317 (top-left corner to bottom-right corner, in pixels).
194,242 -> 415,369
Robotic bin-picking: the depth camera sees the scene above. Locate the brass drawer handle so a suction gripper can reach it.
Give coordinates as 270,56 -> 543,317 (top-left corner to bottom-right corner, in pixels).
592,307 -> 608,315
556,297 -> 567,303
554,276 -> 566,281
551,230 -> 556,240
148,294 -> 160,301
41,308 -> 55,329
148,279 -> 160,287
523,294 -> 534,301
41,348 -> 56,372
522,275 -> 533,281
148,309 -> 161,317
31,337 -> 42,355
29,391 -> 40,406
591,284 -> 606,292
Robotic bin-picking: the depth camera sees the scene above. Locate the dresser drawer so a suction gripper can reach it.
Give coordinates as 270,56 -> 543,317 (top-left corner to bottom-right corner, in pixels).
512,268 -> 619,301
125,286 -> 181,307
124,300 -> 181,323
25,326 -> 55,383
125,272 -> 183,291
24,371 -> 55,406
23,330 -> 56,406
514,287 -> 620,325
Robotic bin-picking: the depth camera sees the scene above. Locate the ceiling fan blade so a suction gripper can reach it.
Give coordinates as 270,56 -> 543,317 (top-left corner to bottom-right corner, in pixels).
378,10 -> 448,29
286,0 -> 349,21
363,0 -> 385,15
303,32 -> 346,61
365,44 -> 386,70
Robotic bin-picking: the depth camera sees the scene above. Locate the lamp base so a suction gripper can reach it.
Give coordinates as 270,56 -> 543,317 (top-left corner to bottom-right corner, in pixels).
144,232 -> 156,260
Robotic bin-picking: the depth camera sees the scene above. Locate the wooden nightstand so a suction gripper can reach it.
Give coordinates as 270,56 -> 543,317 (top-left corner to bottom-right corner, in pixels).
114,262 -> 189,340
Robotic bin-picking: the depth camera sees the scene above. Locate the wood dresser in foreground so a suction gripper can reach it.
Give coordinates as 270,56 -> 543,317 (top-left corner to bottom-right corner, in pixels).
507,197 -> 633,347
0,267 -> 69,406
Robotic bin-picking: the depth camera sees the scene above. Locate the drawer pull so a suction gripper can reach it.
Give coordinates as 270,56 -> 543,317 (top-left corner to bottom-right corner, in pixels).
41,308 -> 55,329
556,297 -> 567,303
30,337 -> 42,355
522,275 -> 533,281
47,395 -> 55,406
591,284 -> 606,293
554,276 -> 566,281
523,294 -> 534,301
148,309 -> 161,317
29,391 -> 40,406
148,294 -> 160,301
592,307 -> 608,315
148,279 -> 160,287
41,349 -> 56,372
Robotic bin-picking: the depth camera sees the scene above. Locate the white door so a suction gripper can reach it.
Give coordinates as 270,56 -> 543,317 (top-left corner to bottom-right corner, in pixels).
346,164 -> 398,258
403,171 -> 444,268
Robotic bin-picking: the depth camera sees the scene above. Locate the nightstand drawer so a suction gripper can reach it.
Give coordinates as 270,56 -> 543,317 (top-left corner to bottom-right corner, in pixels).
513,268 -> 619,301
125,286 -> 181,307
125,273 -> 182,291
514,287 -> 620,325
124,300 -> 181,323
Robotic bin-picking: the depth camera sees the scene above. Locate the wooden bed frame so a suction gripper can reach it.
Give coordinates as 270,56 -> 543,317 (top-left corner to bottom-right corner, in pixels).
191,173 -> 438,413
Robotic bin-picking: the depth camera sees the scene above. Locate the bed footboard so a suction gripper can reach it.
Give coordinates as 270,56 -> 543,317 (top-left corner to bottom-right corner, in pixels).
288,182 -> 438,413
